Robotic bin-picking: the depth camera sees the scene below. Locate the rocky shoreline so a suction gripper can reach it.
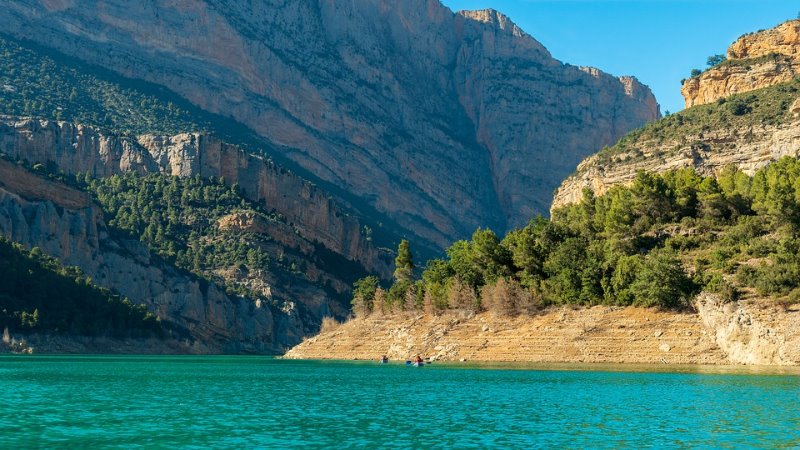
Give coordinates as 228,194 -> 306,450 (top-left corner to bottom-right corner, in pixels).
285,296 -> 800,365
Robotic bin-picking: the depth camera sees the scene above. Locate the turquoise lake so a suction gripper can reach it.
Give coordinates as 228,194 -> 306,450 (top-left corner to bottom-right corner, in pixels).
1,356 -> 799,448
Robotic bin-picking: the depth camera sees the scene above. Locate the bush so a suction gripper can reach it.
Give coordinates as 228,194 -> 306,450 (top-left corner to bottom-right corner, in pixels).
705,274 -> 740,302
752,264 -> 799,296
728,97 -> 753,116
481,278 -> 538,316
629,250 -> 695,309
319,316 -> 341,334
706,54 -> 726,67
351,276 -> 380,317
781,289 -> 800,306
446,277 -> 479,312
386,280 -> 412,311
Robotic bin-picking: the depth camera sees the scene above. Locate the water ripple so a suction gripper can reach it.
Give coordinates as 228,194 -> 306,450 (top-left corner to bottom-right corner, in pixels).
0,356 -> 798,448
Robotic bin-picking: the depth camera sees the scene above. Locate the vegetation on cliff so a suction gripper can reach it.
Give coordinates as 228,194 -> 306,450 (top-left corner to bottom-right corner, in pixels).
0,34 -> 207,135
0,33 -> 433,260
80,171 -> 365,303
355,157 -> 800,315
0,237 -> 162,337
593,78 -> 800,169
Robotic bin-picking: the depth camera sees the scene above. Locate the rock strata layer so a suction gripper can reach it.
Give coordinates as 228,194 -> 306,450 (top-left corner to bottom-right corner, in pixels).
682,20 -> 800,108
552,118 -> 800,209
0,116 -> 392,278
1,1 -> 658,240
285,299 -> 800,365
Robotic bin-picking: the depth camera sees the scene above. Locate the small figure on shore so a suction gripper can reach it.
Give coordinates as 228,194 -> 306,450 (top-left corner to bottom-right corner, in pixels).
379,355 -> 388,364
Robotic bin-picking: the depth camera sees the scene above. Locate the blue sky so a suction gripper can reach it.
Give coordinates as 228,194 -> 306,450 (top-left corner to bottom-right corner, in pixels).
441,0 -> 798,114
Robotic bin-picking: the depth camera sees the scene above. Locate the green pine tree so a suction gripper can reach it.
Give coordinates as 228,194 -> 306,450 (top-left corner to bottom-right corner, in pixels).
394,239 -> 414,283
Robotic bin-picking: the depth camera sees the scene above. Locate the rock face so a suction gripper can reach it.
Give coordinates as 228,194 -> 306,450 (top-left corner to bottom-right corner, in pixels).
0,1 -> 658,241
682,20 -> 800,108
0,116 -> 392,279
696,295 -> 800,365
552,118 -> 800,209
0,158 -> 290,353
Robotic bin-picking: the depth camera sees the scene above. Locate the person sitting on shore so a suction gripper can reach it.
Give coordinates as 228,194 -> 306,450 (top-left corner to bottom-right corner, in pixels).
380,355 -> 388,363
413,354 -> 423,364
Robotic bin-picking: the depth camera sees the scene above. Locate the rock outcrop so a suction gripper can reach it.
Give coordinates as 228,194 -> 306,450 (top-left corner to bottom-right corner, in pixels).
682,20 -> 800,108
0,1 -> 658,241
554,22 -> 800,211
0,116 -> 392,279
0,159 -> 291,353
697,295 -> 800,365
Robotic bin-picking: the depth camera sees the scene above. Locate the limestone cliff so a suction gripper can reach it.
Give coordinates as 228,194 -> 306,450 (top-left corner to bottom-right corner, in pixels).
682,20 -> 800,108
0,159 -> 290,353
0,1 -> 658,242
0,116 -> 392,279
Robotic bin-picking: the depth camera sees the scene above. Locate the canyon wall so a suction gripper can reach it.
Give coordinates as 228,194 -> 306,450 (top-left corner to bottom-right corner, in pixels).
0,116 -> 392,278
0,1 -> 658,241
0,159 -> 293,353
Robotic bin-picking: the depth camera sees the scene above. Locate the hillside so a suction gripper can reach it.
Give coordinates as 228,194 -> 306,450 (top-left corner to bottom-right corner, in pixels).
0,1 -> 658,247
0,157 -> 293,352
0,236 -> 162,346
554,20 -> 800,209
0,33 -> 407,268
553,79 -> 800,208
293,152 -> 800,364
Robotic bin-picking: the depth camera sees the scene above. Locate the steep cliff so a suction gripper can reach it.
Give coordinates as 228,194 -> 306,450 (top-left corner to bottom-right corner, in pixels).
0,159 -> 290,353
0,1 -> 658,241
682,20 -> 800,108
0,116 -> 392,279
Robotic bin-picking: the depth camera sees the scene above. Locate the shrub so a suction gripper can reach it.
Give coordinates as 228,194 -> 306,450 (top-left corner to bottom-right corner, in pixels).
319,316 -> 341,334
351,276 -> 380,317
705,274 -> 740,302
706,54 -> 726,67
728,97 -> 753,116
629,250 -> 695,308
481,278 -> 537,316
446,277 -> 479,312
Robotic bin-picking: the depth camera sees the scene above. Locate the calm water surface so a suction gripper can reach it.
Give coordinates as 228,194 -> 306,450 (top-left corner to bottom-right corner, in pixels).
0,356 -> 798,448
